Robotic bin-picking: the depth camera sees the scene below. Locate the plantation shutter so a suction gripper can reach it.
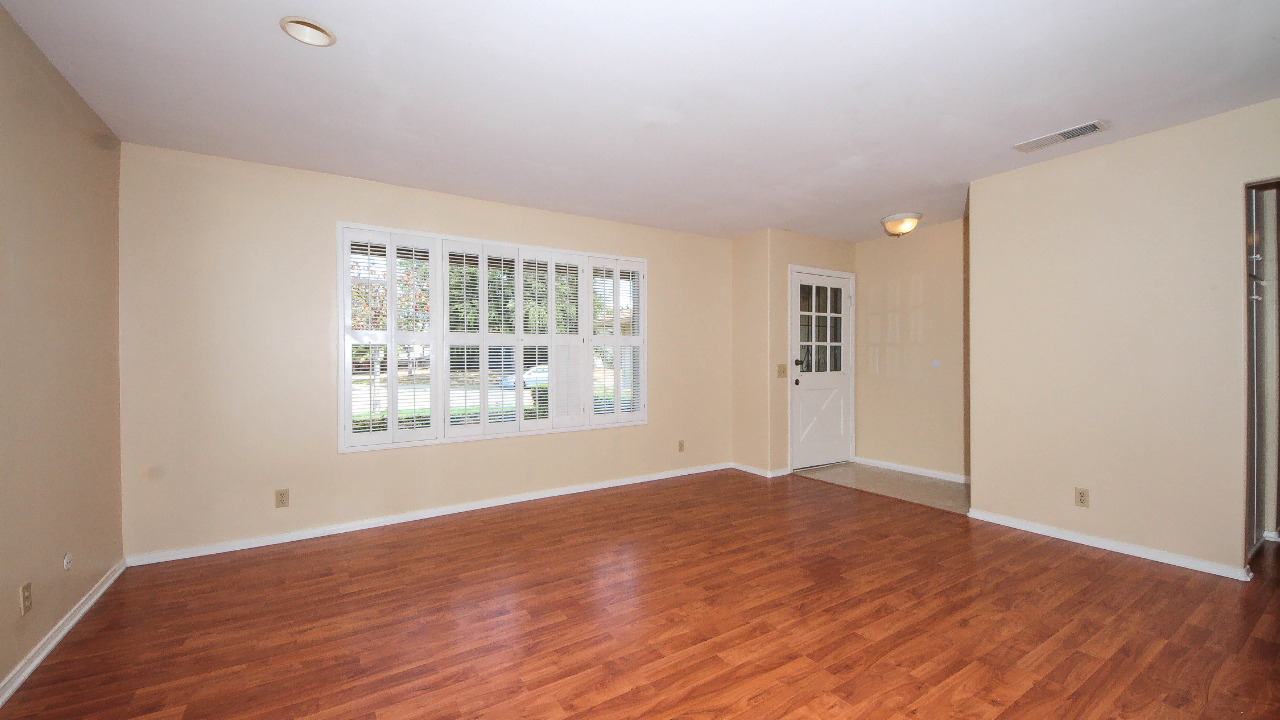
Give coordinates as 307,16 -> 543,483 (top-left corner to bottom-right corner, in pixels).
340,223 -> 644,451
551,254 -> 587,428
483,245 -> 518,433
519,248 -> 555,431
390,234 -> 438,442
444,239 -> 483,438
589,259 -> 620,425
617,260 -> 646,421
343,228 -> 393,446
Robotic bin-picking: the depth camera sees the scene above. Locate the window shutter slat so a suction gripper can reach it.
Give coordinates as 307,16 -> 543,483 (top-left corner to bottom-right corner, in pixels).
551,339 -> 584,427
486,345 -> 517,425
350,242 -> 388,331
487,256 -> 516,334
523,259 -> 550,334
395,247 -> 430,332
396,344 -> 432,429
620,346 -> 640,413
448,252 -> 480,333
448,344 -> 481,430
554,262 -> 579,334
592,266 -> 614,336
351,344 -> 390,433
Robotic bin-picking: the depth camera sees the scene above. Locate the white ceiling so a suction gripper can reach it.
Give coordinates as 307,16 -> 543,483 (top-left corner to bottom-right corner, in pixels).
6,1 -> 1280,241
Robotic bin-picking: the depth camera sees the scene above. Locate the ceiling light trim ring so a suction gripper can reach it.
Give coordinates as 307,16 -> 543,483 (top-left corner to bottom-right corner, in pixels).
280,17 -> 336,47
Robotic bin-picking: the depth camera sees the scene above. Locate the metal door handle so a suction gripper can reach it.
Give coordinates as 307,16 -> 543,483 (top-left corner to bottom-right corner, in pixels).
794,359 -> 803,366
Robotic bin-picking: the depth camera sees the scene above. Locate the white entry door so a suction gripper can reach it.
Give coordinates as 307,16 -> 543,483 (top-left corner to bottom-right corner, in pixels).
790,268 -> 853,469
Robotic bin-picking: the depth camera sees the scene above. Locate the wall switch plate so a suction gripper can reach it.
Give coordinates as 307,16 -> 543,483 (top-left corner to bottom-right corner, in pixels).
1074,487 -> 1090,508
20,583 -> 32,616
678,440 -> 685,452
275,489 -> 290,508
777,363 -> 787,378
63,552 -> 73,571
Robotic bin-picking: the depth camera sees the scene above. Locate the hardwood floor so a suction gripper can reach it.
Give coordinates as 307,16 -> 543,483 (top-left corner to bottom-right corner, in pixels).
4,469 -> 1279,719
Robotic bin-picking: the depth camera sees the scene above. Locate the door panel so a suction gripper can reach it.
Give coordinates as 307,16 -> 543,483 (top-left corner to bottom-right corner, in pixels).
1248,183 -> 1280,553
790,269 -> 853,469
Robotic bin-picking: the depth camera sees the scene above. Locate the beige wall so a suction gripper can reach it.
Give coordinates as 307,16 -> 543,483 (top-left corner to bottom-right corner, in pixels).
969,98 -> 1280,569
854,220 -> 966,475
118,144 -> 733,557
730,228 -> 858,473
730,225 -> 966,476
731,230 -> 772,472
766,230 -> 858,469
0,8 -> 122,679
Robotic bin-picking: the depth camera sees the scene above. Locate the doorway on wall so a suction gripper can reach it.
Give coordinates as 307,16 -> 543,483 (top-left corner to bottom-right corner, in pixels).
1247,180 -> 1280,557
789,266 -> 854,470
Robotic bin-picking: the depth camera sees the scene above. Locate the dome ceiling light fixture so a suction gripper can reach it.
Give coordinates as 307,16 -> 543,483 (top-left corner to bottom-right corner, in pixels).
280,17 -> 336,47
881,213 -> 922,238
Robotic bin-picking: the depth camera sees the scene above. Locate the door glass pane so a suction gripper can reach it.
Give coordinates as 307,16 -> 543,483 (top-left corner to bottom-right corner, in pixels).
350,242 -> 388,331
448,345 -> 480,425
487,256 -> 516,334
351,344 -> 388,433
800,344 -> 812,372
816,316 -> 828,343
593,347 -> 616,414
800,314 -> 812,342
554,262 -> 579,334
831,287 -> 842,315
831,345 -> 842,372
448,252 -> 480,333
830,316 -> 842,343
523,346 -> 549,420
815,345 -> 828,372
816,286 -> 828,313
486,346 -> 516,423
800,284 -> 813,312
593,267 -> 615,335
395,247 -> 430,332
396,344 -> 431,429
523,260 -> 549,334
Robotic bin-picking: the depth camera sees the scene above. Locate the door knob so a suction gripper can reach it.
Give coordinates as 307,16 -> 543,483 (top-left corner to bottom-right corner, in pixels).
794,359 -> 803,366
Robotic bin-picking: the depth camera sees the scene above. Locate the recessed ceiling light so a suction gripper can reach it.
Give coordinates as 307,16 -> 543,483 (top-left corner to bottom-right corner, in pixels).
280,17 -> 336,47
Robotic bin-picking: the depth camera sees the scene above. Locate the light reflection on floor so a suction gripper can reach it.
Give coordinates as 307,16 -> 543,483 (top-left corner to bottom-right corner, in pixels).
794,462 -> 970,514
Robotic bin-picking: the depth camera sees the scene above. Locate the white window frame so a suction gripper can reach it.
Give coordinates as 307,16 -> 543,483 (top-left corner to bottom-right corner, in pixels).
337,222 -> 647,452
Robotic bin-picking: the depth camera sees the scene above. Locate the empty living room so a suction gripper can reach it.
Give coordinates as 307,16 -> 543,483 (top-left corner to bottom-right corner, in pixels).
4,1 -> 1280,718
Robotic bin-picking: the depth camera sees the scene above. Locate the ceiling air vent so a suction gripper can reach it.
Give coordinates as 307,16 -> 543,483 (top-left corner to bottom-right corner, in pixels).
1014,120 -> 1111,153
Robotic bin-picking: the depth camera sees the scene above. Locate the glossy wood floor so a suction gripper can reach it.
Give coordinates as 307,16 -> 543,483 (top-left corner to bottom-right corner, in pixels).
5,470 -> 1280,719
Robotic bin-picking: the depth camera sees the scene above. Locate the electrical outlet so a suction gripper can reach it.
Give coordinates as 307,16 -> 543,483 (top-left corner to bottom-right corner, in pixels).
1074,487 -> 1090,508
19,583 -> 32,616
63,552 -> 73,571
777,363 -> 787,378
275,489 -> 290,508
678,440 -> 685,453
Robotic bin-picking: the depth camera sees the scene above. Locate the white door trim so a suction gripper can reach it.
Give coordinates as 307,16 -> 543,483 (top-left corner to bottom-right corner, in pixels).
787,265 -> 855,472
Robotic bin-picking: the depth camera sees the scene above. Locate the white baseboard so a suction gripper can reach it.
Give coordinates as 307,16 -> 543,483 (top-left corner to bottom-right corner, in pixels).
851,457 -> 968,484
1265,530 -> 1280,542
126,463 -> 733,566
0,559 -> 126,708
967,509 -> 1252,581
728,463 -> 792,478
